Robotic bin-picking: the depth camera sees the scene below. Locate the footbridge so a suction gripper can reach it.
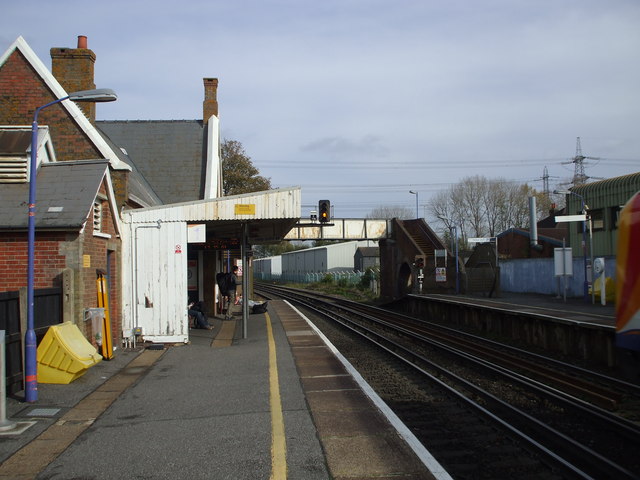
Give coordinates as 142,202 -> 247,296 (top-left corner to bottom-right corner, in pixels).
284,218 -> 392,241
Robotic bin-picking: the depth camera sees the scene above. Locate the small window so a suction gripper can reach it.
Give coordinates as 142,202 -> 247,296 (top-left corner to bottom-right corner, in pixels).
590,209 -> 604,231
610,206 -> 622,230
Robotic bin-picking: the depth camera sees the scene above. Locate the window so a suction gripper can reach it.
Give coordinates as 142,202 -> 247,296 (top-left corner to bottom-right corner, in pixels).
590,209 -> 604,231
610,206 -> 622,230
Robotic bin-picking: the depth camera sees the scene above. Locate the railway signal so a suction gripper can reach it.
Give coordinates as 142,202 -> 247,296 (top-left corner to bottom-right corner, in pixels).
318,200 -> 331,223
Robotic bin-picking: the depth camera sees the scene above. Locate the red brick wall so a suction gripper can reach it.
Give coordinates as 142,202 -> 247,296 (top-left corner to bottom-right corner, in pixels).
77,182 -> 122,342
0,232 -> 71,290
498,231 -> 557,259
0,49 -> 101,161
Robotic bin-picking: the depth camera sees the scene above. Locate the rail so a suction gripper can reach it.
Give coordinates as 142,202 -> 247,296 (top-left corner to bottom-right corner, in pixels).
257,283 -> 640,479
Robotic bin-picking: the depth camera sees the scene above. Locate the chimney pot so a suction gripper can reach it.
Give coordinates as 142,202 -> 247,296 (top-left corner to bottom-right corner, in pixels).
77,35 -> 88,49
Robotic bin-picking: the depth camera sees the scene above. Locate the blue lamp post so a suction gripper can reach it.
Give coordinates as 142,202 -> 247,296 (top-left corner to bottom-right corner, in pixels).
25,88 -> 117,403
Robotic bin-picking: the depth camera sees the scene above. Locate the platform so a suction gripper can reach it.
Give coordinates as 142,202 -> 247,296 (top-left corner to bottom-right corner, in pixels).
1,300 -> 445,479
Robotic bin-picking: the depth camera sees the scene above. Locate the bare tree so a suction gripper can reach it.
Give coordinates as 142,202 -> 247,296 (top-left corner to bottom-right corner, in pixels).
367,205 -> 414,220
459,176 -> 487,237
428,175 -> 545,242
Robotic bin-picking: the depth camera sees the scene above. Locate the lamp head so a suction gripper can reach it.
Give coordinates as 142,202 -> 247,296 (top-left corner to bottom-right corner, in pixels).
68,88 -> 117,102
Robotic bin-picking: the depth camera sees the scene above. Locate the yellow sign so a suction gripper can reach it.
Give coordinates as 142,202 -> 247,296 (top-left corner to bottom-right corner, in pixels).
235,204 -> 256,215
83,255 -> 91,268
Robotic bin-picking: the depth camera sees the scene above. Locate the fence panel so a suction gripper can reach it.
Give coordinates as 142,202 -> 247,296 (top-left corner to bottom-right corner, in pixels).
1,288 -> 62,394
499,257 -> 616,297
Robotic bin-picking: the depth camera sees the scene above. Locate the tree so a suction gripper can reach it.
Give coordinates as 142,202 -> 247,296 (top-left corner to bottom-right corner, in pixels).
221,139 -> 272,195
428,175 -> 547,242
254,241 -> 308,258
367,205 -> 414,220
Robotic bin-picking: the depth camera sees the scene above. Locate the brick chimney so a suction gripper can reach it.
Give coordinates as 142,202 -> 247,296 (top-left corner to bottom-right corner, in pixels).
51,35 -> 97,122
203,78 -> 219,122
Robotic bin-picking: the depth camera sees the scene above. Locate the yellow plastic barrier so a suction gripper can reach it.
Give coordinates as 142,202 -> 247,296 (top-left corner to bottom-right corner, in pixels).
37,322 -> 102,384
590,276 -> 616,304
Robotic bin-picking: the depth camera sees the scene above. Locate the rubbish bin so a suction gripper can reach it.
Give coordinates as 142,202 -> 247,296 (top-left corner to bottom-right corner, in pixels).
85,308 -> 105,346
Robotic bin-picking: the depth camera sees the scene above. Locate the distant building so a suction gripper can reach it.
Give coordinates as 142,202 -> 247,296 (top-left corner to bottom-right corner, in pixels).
282,241 -> 376,275
563,172 -> 640,258
497,226 -> 567,259
354,246 -> 379,271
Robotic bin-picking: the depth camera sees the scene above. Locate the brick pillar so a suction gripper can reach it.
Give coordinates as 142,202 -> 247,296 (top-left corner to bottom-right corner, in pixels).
203,78 -> 219,122
51,36 -> 97,122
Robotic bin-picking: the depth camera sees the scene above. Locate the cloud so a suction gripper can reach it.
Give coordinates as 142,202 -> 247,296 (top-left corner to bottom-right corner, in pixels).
300,135 -> 389,159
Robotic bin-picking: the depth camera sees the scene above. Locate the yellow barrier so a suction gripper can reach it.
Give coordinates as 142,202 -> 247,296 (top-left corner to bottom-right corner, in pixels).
37,322 -> 102,384
590,276 -> 616,304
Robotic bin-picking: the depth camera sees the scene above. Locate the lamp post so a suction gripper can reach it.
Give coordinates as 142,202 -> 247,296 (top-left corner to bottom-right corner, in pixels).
409,190 -> 419,219
452,226 -> 460,294
25,88 -> 117,403
554,189 -> 589,302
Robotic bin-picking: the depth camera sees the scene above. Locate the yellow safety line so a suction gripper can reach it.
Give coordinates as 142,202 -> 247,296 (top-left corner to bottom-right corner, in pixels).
266,312 -> 287,480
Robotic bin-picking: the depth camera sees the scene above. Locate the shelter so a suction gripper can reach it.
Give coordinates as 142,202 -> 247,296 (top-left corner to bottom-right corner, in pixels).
122,188 -> 300,343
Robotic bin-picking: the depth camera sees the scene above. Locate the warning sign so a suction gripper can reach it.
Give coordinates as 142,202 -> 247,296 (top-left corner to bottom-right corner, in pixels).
435,267 -> 447,282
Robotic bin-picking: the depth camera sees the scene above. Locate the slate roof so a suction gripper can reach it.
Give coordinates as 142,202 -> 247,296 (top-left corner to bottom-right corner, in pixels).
95,128 -> 162,208
0,160 -> 108,229
96,120 -> 206,205
496,228 -> 564,246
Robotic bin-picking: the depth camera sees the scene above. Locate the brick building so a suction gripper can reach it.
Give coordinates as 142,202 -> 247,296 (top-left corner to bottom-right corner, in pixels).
0,36 -> 131,347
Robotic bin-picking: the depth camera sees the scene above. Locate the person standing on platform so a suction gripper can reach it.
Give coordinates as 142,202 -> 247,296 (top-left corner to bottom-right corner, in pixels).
224,266 -> 239,321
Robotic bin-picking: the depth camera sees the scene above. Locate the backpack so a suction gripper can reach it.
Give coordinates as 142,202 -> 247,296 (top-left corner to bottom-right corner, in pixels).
251,302 -> 268,314
216,272 -> 233,292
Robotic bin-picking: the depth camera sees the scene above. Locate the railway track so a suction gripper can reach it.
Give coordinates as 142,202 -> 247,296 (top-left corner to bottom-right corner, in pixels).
256,283 -> 640,480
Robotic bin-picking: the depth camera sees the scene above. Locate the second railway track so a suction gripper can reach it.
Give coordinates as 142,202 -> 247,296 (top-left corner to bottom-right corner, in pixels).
257,283 -> 640,480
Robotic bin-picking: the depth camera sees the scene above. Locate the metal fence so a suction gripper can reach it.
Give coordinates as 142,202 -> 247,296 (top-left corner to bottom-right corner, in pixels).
255,270 -> 364,285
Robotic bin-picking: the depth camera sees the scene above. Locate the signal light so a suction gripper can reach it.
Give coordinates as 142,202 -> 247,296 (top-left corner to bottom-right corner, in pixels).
414,255 -> 425,269
319,200 -> 331,223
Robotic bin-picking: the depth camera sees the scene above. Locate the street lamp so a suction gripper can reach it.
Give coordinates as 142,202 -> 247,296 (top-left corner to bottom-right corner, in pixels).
409,190 -> 419,219
450,225 -> 460,294
25,88 -> 117,403
554,189 -> 589,302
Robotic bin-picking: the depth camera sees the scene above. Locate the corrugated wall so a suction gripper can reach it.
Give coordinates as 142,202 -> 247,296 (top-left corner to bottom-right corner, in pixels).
122,187 -> 300,223
566,173 -> 640,257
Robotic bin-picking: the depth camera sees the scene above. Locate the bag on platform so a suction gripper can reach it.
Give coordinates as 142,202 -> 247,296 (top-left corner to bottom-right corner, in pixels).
251,302 -> 268,314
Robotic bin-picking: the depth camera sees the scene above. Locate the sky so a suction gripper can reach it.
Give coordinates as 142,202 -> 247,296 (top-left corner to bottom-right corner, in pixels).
2,0 -> 639,222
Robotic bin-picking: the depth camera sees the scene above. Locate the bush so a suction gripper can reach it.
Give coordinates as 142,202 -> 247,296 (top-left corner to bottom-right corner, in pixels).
320,274 -> 334,284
